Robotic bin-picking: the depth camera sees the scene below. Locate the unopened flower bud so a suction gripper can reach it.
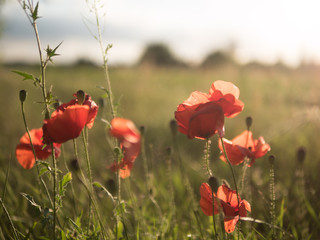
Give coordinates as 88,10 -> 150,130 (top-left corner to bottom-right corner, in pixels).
53,101 -> 60,110
170,119 -> 178,136
19,90 -> 27,103
246,116 -> 253,129
208,176 -> 219,193
268,155 -> 275,165
166,147 -> 172,156
140,125 -> 145,135
76,90 -> 85,105
69,158 -> 79,171
296,147 -> 306,163
99,98 -> 105,108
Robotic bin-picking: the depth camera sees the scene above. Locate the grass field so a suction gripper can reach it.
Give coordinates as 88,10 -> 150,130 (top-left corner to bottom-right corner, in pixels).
1,63 -> 320,239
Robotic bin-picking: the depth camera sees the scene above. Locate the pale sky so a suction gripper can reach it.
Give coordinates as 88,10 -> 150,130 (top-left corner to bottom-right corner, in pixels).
1,0 -> 320,66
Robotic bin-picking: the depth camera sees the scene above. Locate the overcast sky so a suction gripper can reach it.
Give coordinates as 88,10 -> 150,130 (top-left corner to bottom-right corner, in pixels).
2,0 -> 320,66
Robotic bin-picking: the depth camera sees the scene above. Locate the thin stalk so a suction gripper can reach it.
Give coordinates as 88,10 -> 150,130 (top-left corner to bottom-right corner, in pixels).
60,145 -> 77,216
269,157 -> 275,238
204,139 -> 212,177
92,0 -> 116,118
220,137 -> 240,236
81,130 -> 93,233
20,101 -> 53,208
212,191 -> 217,240
50,144 -> 57,240
0,198 -> 20,240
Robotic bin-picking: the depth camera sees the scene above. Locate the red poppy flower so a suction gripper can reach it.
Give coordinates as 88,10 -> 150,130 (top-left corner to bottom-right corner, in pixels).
217,184 -> 251,233
174,80 -> 244,139
16,128 -> 61,169
219,130 -> 271,166
43,92 -> 98,144
199,183 -> 220,216
108,118 -> 141,178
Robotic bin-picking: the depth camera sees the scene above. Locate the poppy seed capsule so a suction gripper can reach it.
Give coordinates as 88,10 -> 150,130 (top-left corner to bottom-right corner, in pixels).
76,90 -> 85,105
296,147 -> 306,163
19,90 -> 27,103
208,176 -> 219,193
268,155 -> 275,165
246,116 -> 253,129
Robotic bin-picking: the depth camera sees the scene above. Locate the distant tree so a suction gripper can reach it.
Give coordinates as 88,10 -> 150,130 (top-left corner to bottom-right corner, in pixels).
139,43 -> 186,67
201,50 -> 236,69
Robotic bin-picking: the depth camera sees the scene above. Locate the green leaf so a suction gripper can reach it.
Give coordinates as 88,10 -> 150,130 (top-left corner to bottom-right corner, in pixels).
59,172 -> 72,196
32,2 -> 40,22
69,218 -> 83,234
12,70 -> 36,81
21,192 -> 41,211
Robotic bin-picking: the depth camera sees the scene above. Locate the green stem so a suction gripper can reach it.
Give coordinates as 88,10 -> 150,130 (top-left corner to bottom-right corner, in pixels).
212,192 -> 217,240
0,198 -> 20,240
20,101 -> 53,208
92,0 -> 116,118
220,137 -> 241,235
51,144 -> 57,239
205,138 -> 212,177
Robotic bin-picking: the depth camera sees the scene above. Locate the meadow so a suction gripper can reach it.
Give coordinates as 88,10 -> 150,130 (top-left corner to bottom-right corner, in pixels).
1,62 -> 320,239
1,1 -> 320,239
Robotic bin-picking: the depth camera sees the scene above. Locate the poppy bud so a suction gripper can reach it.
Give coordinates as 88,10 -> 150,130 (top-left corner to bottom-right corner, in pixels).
169,119 -> 178,136
76,90 -> 85,105
296,147 -> 306,163
246,116 -> 253,129
19,90 -> 27,103
69,158 -> 79,171
268,155 -> 275,165
53,101 -> 60,110
208,176 -> 219,193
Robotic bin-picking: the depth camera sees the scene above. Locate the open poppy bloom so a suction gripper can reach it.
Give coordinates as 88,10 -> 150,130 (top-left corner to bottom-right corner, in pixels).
200,183 -> 251,233
16,128 -> 61,169
43,92 -> 98,144
217,184 -> 251,233
108,118 -> 141,178
219,130 -> 271,166
199,183 -> 220,216
175,80 -> 244,139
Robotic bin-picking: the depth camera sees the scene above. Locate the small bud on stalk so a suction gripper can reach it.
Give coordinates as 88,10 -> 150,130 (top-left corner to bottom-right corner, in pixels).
246,116 -> 253,130
76,90 -> 85,105
208,176 -> 219,193
19,90 -> 27,103
296,147 -> 306,163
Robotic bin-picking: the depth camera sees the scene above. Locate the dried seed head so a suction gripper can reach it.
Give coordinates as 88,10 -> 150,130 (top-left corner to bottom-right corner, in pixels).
296,147 -> 306,163
246,116 -> 253,129
170,119 -> 178,136
76,90 -> 85,105
208,176 -> 219,192
19,90 -> 27,103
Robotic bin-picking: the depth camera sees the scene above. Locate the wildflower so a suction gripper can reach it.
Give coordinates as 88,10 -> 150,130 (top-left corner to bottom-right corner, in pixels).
217,184 -> 251,233
109,118 -> 141,178
219,130 -> 270,166
199,183 -> 220,216
200,183 -> 251,233
174,80 -> 244,139
16,128 -> 61,169
43,92 -> 98,144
